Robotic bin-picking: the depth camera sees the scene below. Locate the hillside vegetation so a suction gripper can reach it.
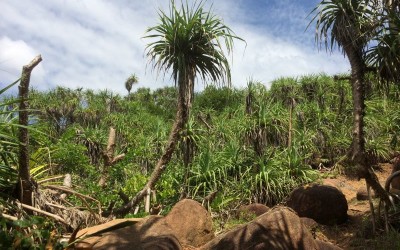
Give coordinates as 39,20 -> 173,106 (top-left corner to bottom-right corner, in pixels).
1,72 -> 400,247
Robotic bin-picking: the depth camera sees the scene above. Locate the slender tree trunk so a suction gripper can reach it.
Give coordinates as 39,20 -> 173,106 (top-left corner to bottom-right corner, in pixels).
347,50 -> 366,168
105,68 -> 195,217
337,85 -> 345,116
288,99 -> 293,148
180,134 -> 193,199
99,127 -> 125,187
344,44 -> 390,203
18,55 -> 42,207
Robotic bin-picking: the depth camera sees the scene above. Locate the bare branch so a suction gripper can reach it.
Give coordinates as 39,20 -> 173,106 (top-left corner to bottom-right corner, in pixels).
18,55 -> 42,208
17,202 -> 68,225
1,213 -> 18,221
44,185 -> 101,215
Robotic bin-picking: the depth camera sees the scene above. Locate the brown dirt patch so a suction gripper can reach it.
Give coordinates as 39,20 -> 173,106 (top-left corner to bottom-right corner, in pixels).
317,163 -> 393,249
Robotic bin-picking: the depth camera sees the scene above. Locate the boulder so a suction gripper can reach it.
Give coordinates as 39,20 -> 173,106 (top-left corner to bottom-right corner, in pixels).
356,186 -> 376,201
300,217 -> 318,232
75,199 -> 213,249
390,157 -> 400,190
316,240 -> 343,250
237,203 -> 270,220
75,216 -> 181,250
199,206 -> 319,250
163,199 -> 214,247
287,184 -> 348,225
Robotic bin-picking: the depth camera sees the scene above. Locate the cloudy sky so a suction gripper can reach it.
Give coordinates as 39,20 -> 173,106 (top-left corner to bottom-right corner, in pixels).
0,0 -> 350,95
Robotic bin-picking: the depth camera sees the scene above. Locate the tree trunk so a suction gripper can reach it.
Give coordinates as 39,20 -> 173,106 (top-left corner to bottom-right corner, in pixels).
18,55 -> 42,207
99,127 -> 125,187
343,42 -> 390,203
337,85 -> 345,116
347,49 -> 366,167
288,99 -> 293,148
180,134 -> 194,199
105,68 -> 195,217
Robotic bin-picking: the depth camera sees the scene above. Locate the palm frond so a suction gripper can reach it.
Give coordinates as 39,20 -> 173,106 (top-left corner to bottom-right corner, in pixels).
144,0 -> 244,87
310,0 -> 373,52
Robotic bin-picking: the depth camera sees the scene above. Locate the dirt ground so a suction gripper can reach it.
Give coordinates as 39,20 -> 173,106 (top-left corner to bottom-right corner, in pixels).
318,163 -> 396,249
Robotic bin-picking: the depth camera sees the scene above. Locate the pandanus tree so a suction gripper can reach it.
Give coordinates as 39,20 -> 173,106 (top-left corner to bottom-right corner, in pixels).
311,0 -> 400,218
365,0 -> 400,84
312,0 -> 372,169
125,73 -> 138,96
107,0 -> 242,216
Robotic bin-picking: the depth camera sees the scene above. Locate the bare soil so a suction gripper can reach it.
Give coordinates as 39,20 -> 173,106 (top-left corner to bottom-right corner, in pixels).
317,163 -> 395,249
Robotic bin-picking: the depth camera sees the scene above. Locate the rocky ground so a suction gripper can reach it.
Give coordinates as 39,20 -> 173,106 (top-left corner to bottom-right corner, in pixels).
72,163 -> 399,249
318,163 -> 396,249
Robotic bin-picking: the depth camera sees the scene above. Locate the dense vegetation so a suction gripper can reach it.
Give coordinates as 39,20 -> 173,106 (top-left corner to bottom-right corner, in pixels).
1,73 -> 400,248
2,73 -> 400,210
1,0 -> 400,248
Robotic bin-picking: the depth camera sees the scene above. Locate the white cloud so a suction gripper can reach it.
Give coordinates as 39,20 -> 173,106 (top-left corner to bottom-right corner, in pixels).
229,25 -> 349,88
0,0 -> 350,94
0,0 -> 172,93
0,36 -> 45,88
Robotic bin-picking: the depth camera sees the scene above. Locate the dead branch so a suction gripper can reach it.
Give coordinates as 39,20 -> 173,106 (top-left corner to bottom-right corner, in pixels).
1,213 -> 18,221
63,174 -> 72,188
18,55 -> 42,208
36,175 -> 65,184
17,202 -> 68,225
99,127 -> 125,187
117,190 -> 130,204
198,113 -> 212,130
44,185 -> 101,215
45,202 -> 67,210
202,190 -> 219,209
111,154 -> 126,165
103,127 -> 117,166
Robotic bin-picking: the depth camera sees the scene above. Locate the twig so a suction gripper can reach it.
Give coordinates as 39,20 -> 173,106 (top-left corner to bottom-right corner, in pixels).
37,175 -> 65,184
45,202 -> 67,210
198,113 -> 212,130
60,197 -> 74,207
16,202 -> 68,225
44,185 -> 101,215
1,213 -> 18,221
111,154 -> 125,165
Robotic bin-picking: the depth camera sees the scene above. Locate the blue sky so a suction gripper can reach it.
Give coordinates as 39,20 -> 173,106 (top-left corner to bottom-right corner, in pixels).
0,0 -> 349,94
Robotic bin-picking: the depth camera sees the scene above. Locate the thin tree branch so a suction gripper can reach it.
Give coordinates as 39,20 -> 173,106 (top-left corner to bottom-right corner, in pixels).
17,202 -> 68,225
44,185 -> 101,214
99,127 -> 125,187
198,113 -> 212,130
1,213 -> 18,221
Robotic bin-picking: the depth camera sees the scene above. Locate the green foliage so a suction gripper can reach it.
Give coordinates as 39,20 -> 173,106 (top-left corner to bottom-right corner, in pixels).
194,86 -> 244,113
156,167 -> 181,207
124,174 -> 148,197
4,72 -> 399,217
52,128 -> 92,175
1,1 -> 399,244
0,80 -> 21,195
0,165 -> 18,191
0,215 -> 64,250
0,80 -> 21,169
144,0 -> 243,86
